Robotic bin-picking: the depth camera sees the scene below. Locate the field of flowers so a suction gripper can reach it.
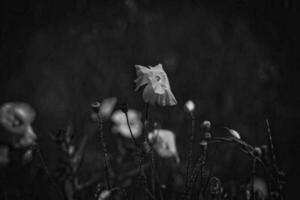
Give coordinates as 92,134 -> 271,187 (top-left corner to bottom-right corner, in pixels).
0,1 -> 295,200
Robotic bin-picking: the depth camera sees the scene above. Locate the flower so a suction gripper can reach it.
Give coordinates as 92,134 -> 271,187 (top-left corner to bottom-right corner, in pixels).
111,109 -> 142,138
134,64 -> 177,106
148,129 -> 180,163
184,100 -> 195,112
0,102 -> 37,148
201,120 -> 211,130
224,127 -> 241,139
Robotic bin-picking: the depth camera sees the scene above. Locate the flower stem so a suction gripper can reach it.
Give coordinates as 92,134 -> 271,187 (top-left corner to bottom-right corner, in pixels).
124,111 -> 140,150
185,112 -> 195,189
96,113 -> 111,190
251,157 -> 257,200
151,150 -> 156,196
145,103 -> 149,122
266,119 -> 278,172
199,143 -> 207,194
35,144 -> 67,200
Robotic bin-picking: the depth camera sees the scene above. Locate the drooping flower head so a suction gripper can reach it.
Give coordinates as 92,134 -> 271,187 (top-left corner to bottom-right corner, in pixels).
0,102 -> 37,148
134,64 -> 177,106
148,129 -> 180,163
111,109 -> 142,138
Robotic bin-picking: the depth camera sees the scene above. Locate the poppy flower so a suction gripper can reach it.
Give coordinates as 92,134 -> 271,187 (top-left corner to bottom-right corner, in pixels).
0,102 -> 37,148
148,129 -> 180,163
134,64 -> 177,106
111,109 -> 142,138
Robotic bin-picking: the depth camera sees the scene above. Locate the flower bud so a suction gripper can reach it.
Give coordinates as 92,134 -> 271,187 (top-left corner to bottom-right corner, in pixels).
201,120 -> 211,131
23,149 -> 33,163
200,140 -> 208,149
91,101 -> 101,113
184,100 -> 195,113
119,103 -> 128,114
204,132 -> 212,140
224,127 -> 241,139
253,147 -> 262,158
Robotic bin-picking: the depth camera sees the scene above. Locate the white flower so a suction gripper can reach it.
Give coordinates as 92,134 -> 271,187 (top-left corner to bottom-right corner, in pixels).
224,127 -> 241,139
134,64 -> 177,106
148,129 -> 180,163
111,109 -> 142,138
0,102 -> 37,148
184,100 -> 195,112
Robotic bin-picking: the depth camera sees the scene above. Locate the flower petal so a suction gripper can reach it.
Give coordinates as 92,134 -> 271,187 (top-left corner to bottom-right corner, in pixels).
152,82 -> 165,95
150,63 -> 163,71
135,65 -> 151,75
143,85 -> 157,105
166,89 -> 177,106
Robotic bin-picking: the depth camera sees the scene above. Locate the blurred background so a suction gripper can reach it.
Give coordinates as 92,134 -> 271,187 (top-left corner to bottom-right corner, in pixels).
0,0 -> 299,199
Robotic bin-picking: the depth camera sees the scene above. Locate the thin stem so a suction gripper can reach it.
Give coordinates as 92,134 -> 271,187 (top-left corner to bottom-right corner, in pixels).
35,144 -> 67,200
199,145 -> 207,194
186,113 -> 195,186
182,154 -> 203,200
145,103 -> 149,122
151,150 -> 156,196
266,119 -> 279,174
96,113 -> 111,189
207,137 -> 275,183
266,119 -> 283,198
251,158 -> 256,200
124,112 -> 140,149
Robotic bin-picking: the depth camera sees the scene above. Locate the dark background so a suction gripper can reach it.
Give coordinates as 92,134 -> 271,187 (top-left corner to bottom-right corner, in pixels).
0,0 -> 299,199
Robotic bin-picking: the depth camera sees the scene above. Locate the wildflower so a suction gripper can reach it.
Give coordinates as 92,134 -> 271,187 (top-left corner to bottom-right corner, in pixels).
0,102 -> 37,148
184,100 -> 195,113
111,109 -> 142,138
134,64 -> 177,106
148,129 -> 180,163
224,127 -> 241,139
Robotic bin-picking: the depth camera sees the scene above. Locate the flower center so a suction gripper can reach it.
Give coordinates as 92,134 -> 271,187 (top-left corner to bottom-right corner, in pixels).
155,75 -> 161,82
